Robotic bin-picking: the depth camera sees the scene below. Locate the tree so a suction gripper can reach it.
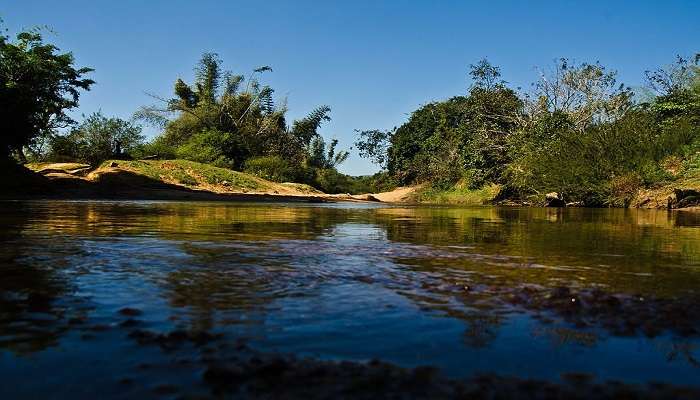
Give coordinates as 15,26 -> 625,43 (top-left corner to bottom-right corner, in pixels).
461,60 -> 523,186
306,136 -> 349,169
354,128 -> 393,169
529,59 -> 632,132
136,53 -> 332,168
643,55 -> 700,124
379,60 -> 522,187
469,58 -> 504,91
0,25 -> 94,160
645,54 -> 700,96
49,112 -> 144,165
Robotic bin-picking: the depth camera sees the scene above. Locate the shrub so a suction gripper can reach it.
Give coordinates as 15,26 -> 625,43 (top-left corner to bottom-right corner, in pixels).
313,168 -> 350,194
607,173 -> 642,207
243,156 -> 295,182
47,112 -> 144,165
131,137 -> 176,159
174,129 -> 240,169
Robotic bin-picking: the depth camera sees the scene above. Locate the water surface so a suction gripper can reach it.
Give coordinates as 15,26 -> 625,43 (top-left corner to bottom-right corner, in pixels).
1,201 -> 699,397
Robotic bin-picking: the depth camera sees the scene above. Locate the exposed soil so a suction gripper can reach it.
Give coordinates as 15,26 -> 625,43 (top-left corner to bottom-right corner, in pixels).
7,162 -> 381,203
372,186 -> 420,203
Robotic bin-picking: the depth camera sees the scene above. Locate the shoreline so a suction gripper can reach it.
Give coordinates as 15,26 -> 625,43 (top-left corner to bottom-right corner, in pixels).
5,192 -> 700,211
5,161 -> 699,210
4,161 -> 384,204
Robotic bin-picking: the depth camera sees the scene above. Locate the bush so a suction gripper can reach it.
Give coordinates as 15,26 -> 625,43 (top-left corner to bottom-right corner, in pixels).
351,171 -> 399,194
607,173 -> 642,207
131,137 -> 176,160
505,110 -> 700,206
174,129 -> 240,169
312,168 -> 351,194
243,156 -> 295,182
417,182 -> 501,205
46,112 -> 144,165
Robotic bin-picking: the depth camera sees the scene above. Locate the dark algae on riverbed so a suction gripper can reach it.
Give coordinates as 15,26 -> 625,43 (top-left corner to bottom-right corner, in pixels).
2,201 -> 700,399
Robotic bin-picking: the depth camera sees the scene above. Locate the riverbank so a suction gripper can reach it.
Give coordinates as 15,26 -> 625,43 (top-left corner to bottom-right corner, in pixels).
405,181 -> 700,210
5,159 -> 700,210
3,160 -> 382,203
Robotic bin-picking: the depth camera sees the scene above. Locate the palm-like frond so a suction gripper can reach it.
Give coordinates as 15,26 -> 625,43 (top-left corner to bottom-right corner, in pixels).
291,106 -> 331,145
259,86 -> 275,114
223,73 -> 244,96
195,52 -> 221,104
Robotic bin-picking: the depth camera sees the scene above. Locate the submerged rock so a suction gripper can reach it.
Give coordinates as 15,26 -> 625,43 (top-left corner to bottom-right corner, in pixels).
127,328 -> 223,350
196,352 -> 700,399
506,286 -> 700,338
118,307 -> 143,317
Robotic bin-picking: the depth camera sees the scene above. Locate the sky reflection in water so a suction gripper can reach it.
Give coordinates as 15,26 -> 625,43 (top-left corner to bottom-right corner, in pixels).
1,201 -> 699,396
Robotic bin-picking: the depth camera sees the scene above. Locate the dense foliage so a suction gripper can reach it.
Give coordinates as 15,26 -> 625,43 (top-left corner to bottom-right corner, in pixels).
0,25 -> 94,160
133,53 -> 352,192
47,112 -> 144,164
357,57 -> 700,205
5,17 -> 698,201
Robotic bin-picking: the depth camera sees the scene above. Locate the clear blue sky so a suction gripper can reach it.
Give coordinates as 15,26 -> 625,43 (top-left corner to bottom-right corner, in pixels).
4,1 -> 699,175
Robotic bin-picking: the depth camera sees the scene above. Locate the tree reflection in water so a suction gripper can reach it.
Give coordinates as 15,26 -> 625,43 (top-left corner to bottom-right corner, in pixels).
0,204 -> 90,355
1,200 -> 700,389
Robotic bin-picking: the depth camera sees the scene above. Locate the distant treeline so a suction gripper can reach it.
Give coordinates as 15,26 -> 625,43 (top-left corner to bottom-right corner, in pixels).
356,57 -> 700,205
2,20 -> 699,201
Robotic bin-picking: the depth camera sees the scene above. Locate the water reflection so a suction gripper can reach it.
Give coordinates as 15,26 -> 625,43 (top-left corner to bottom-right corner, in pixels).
0,206 -> 90,354
1,201 -> 700,390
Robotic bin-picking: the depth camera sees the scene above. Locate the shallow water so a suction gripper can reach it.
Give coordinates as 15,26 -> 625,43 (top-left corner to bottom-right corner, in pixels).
1,201 -> 699,397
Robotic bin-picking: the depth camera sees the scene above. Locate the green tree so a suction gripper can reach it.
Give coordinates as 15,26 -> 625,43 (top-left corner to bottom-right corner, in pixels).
0,24 -> 94,161
306,136 -> 349,169
136,53 -> 332,168
643,55 -> 700,125
354,128 -> 393,169
527,58 -> 633,132
380,59 -> 521,188
506,56 -> 700,205
49,112 -> 144,165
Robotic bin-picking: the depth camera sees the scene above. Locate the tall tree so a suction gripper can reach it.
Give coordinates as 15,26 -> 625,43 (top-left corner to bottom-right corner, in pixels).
354,128 -> 393,169
307,136 -> 349,169
0,25 -> 94,160
136,53 -> 332,168
529,59 -> 632,132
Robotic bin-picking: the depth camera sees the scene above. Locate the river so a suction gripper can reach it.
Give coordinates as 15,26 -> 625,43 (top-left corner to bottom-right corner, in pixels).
1,201 -> 699,397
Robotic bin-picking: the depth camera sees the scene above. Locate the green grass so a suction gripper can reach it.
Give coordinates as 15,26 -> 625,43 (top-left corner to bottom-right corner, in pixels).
415,183 -> 501,205
280,182 -> 324,194
99,159 -> 273,191
25,162 -> 91,172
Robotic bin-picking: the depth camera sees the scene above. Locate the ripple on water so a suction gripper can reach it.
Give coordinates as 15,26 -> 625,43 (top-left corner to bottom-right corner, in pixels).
1,201 -> 700,397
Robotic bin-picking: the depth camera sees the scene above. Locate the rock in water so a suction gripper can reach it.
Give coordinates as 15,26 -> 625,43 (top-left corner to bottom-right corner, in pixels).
545,192 -> 566,207
670,188 -> 700,209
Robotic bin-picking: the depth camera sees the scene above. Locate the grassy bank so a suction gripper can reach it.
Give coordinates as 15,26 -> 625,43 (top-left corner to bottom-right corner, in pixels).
412,182 -> 501,205
93,159 -> 327,195
96,160 -> 274,193
13,159 -> 391,202
631,153 -> 700,208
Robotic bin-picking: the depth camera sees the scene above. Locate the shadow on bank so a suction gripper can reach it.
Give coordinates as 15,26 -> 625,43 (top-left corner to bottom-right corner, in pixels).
1,162 -> 329,203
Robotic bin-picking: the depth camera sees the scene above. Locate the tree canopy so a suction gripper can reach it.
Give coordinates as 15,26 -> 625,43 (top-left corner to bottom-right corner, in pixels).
48,112 -> 144,165
136,53 -> 335,170
357,56 -> 700,205
0,25 -> 94,160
